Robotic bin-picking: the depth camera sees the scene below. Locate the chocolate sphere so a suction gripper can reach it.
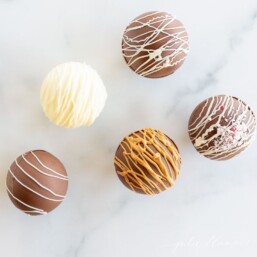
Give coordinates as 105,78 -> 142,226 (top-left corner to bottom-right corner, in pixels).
114,128 -> 181,195
188,95 -> 256,160
122,11 -> 189,78
6,150 -> 68,216
40,62 -> 107,128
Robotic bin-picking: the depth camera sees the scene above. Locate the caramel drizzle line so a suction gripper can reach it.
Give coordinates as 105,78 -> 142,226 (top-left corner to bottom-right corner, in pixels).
115,129 -> 181,194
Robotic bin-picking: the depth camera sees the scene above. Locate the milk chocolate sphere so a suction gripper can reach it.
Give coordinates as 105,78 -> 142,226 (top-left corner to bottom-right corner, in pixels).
188,95 -> 256,160
6,150 -> 68,216
122,11 -> 189,78
114,128 -> 181,195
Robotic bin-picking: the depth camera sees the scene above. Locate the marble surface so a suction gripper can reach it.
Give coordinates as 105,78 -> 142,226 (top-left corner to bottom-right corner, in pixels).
0,0 -> 257,256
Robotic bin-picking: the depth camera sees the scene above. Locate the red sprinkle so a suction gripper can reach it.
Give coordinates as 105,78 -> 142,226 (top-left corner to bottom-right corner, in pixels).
220,105 -> 224,111
230,127 -> 237,132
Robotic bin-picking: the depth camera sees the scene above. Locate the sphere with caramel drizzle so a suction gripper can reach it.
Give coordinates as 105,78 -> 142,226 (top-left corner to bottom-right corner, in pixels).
114,128 -> 181,195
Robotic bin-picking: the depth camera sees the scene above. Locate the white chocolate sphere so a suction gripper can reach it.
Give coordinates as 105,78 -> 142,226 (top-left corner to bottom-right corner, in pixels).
40,62 -> 107,128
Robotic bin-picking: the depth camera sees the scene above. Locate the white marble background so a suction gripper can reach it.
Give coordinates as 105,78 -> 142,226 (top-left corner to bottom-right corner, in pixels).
0,0 -> 257,256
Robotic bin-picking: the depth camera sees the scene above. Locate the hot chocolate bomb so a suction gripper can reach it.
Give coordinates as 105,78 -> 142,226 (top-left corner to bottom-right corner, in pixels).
122,11 -> 189,78
6,150 -> 68,215
40,62 -> 107,128
114,128 -> 181,195
188,95 -> 256,160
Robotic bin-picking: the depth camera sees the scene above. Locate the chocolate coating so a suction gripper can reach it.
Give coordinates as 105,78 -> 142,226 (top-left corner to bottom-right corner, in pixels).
114,128 -> 181,195
188,95 -> 256,160
6,150 -> 68,216
122,11 -> 189,78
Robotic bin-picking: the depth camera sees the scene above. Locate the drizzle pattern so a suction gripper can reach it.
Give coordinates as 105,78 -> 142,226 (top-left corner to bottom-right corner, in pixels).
188,95 -> 256,160
114,128 -> 181,195
122,11 -> 189,77
40,62 -> 107,128
6,151 -> 68,215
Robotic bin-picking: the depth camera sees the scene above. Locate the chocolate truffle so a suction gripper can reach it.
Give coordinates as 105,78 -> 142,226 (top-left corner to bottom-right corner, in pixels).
40,62 -> 107,128
6,150 -> 68,216
114,128 -> 181,195
188,95 -> 256,160
122,11 -> 189,78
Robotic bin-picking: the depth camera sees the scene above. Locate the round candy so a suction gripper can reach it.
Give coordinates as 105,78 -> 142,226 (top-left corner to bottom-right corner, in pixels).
6,150 -> 68,216
188,95 -> 256,160
40,62 -> 107,128
122,11 -> 189,78
114,128 -> 181,195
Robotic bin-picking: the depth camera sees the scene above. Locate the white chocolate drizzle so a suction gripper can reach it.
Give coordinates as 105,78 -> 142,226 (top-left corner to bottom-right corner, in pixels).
7,151 -> 67,215
122,11 -> 189,77
188,95 -> 256,160
6,186 -> 47,215
22,152 -> 68,180
8,168 -> 63,202
40,62 -> 107,128
14,159 -> 65,198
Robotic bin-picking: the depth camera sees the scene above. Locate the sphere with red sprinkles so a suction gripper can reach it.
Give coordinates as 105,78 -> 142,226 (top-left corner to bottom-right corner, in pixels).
188,95 -> 256,160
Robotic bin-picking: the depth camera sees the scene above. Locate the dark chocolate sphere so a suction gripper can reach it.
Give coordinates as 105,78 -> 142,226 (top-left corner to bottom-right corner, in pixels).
6,150 -> 68,216
188,95 -> 256,160
114,128 -> 181,195
122,11 -> 189,78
